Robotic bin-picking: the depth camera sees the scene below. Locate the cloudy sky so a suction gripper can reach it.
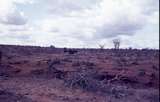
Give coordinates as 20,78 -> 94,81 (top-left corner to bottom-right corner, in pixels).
0,0 -> 159,48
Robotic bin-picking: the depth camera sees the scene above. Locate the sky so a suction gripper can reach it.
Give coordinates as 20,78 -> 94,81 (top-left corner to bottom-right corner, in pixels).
0,0 -> 159,48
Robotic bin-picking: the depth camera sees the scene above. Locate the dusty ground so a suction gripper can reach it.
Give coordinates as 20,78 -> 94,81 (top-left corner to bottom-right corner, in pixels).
0,45 -> 159,102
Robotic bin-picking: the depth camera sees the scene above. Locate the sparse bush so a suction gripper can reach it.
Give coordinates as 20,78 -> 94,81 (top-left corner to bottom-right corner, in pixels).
36,61 -> 41,66
72,62 -> 81,66
50,45 -> 55,48
84,61 -> 95,66
64,48 -> 78,54
152,65 -> 159,71
48,62 -> 59,73
0,50 -> 2,65
138,69 -> 146,76
129,47 -> 132,50
0,65 -> 21,77
62,58 -> 72,62
10,61 -> 21,65
47,67 -> 65,79
68,49 -> 78,54
64,68 -> 101,92
47,58 -> 61,67
72,61 -> 95,67
142,93 -> 159,102
109,85 -> 128,99
30,69 -> 45,76
46,59 -> 66,79
64,47 -> 68,53
64,68 -> 131,99
131,61 -> 139,65
150,72 -> 156,79
0,90 -> 34,102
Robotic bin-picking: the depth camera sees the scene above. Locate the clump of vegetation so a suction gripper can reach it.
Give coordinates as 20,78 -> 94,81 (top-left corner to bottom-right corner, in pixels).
84,61 -> 95,66
107,85 -> 129,99
131,61 -> 139,65
0,65 -> 21,77
152,65 -> 159,71
64,68 -> 101,92
30,69 -> 45,76
138,69 -> 146,76
150,72 -> 156,79
72,61 -> 95,67
62,58 -> 72,62
0,90 -> 34,102
47,58 -> 61,67
64,68 -> 130,100
46,59 -> 65,79
63,47 -> 68,53
72,62 -> 81,66
63,48 -> 78,54
144,93 -> 160,102
69,49 -> 78,54
50,45 -> 56,48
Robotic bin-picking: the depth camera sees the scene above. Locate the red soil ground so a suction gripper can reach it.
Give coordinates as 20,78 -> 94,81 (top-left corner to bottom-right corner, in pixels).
0,45 -> 159,102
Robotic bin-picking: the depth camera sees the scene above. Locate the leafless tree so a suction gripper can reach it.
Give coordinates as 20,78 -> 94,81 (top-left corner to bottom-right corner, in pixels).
113,39 -> 120,49
98,44 -> 105,50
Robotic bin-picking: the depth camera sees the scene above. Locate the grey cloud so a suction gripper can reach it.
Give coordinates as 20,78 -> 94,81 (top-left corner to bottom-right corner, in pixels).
8,27 -> 27,32
0,33 -> 31,43
0,0 -> 158,48
95,20 -> 144,38
46,0 -> 101,14
94,0 -> 159,39
47,0 -> 159,40
142,0 -> 159,15
0,11 -> 27,25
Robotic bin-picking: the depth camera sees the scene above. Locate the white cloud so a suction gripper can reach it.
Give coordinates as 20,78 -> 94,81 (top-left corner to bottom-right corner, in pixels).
41,0 -> 158,38
46,0 -> 101,14
13,0 -> 34,4
0,0 -> 14,16
0,10 -> 27,25
0,0 -> 29,26
0,0 -> 159,48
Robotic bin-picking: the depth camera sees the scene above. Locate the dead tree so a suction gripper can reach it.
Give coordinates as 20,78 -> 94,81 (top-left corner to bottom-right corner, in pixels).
98,44 -> 105,50
113,39 -> 120,49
